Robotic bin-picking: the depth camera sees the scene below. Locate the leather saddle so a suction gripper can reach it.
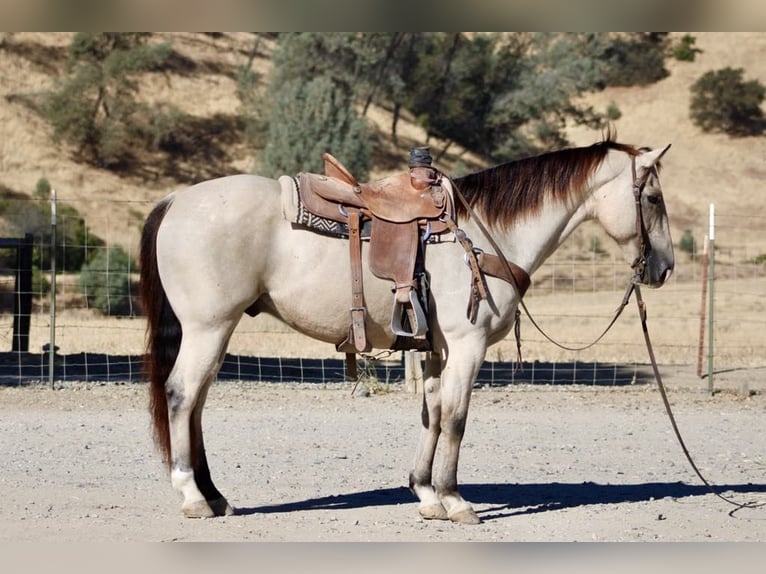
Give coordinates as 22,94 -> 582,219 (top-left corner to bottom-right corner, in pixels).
297,152 -> 454,356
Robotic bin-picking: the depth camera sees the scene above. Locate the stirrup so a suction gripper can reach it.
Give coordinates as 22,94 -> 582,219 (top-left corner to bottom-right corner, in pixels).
391,290 -> 428,337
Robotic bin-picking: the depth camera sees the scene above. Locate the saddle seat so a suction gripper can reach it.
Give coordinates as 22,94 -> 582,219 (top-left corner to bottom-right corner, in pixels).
296,153 -> 454,360
299,153 -> 449,225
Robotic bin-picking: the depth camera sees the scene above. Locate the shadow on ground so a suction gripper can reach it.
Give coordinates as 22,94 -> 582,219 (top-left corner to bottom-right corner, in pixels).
236,481 -> 766,520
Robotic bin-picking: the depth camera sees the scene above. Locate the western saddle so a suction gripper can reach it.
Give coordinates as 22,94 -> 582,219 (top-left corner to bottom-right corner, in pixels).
297,149 -> 449,355
288,147 -> 531,375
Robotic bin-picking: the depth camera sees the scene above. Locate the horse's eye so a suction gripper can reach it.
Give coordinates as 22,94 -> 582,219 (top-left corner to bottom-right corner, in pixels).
646,194 -> 661,205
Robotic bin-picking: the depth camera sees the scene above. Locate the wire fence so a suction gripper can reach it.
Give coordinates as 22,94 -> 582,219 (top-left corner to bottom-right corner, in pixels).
1,194 -> 765,387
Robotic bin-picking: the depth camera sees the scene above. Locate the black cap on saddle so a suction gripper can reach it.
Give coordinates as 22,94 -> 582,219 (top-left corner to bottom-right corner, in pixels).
408,147 -> 441,191
409,147 -> 433,168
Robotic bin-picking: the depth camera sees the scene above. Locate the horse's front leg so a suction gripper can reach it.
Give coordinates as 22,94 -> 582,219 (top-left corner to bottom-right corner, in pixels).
409,352 -> 449,520
432,342 -> 485,524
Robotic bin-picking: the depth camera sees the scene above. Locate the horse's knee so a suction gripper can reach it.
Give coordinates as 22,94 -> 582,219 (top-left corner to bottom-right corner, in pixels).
441,412 -> 467,439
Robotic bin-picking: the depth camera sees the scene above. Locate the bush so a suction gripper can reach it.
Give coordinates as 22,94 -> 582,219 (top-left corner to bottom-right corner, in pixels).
690,67 -> 765,136
32,267 -> 50,297
672,34 -> 702,62
35,178 -> 51,199
678,229 -> 696,256
601,33 -> 670,87
606,102 -> 622,121
79,245 -> 134,315
260,76 -> 371,178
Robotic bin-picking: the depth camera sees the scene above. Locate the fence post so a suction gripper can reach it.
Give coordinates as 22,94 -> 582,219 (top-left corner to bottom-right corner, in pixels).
404,351 -> 423,393
11,234 -> 33,353
49,188 -> 57,389
696,235 -> 708,378
706,204 -> 715,395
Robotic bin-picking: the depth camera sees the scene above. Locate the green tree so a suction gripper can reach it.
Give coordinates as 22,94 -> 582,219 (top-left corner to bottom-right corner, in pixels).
269,32 -> 396,106
44,33 -> 171,168
79,245 -> 134,316
405,33 -> 503,159
260,36 -> 374,179
690,67 -> 765,136
488,33 -> 611,160
255,32 -> 671,168
678,229 -> 696,256
260,76 -> 371,178
258,33 -> 421,157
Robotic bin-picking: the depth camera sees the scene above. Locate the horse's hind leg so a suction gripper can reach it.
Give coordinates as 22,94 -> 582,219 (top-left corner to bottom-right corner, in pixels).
167,324 -> 235,518
188,382 -> 234,517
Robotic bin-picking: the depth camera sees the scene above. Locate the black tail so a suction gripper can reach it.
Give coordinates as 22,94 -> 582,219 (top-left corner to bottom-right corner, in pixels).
139,197 -> 179,468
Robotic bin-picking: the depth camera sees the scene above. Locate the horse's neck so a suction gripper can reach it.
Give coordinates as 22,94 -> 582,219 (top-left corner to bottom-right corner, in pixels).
515,153 -> 629,275
476,180 -> 608,277
458,149 -> 627,278
502,202 -> 593,276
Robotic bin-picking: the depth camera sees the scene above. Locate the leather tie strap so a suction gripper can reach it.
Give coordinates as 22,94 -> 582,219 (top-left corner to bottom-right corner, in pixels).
336,209 -> 371,369
441,215 -> 490,323
476,252 -> 531,298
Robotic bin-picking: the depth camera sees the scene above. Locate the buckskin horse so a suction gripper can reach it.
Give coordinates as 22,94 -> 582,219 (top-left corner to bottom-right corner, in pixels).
139,132 -> 674,523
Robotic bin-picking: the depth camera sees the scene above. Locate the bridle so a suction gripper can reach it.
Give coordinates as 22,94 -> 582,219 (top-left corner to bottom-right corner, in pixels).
629,153 -> 654,285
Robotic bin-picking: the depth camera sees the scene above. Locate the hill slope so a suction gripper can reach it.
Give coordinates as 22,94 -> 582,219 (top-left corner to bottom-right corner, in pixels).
1,32 -> 765,258
569,32 -> 766,250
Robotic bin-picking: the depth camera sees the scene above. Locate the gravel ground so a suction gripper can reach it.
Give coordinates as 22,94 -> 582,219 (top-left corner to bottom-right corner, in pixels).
1,367 -> 765,543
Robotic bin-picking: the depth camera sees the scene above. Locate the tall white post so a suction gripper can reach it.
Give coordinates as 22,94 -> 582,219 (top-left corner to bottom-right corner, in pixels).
707,203 -> 715,395
49,188 -> 57,389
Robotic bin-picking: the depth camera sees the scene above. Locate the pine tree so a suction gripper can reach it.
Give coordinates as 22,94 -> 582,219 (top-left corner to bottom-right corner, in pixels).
260,76 -> 371,178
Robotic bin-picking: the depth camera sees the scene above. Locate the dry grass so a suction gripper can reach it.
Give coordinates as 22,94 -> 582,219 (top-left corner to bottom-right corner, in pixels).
11,275 -> 760,371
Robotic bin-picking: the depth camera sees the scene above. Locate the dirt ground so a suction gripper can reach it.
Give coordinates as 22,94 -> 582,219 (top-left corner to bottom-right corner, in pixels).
1,366 -> 765,543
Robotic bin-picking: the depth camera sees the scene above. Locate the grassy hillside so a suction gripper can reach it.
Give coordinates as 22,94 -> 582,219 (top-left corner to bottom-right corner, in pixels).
1,32 -> 765,262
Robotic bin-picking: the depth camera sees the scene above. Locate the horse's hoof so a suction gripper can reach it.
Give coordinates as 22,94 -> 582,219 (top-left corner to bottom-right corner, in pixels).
208,497 -> 235,517
418,503 -> 449,521
182,500 -> 216,518
447,503 -> 481,525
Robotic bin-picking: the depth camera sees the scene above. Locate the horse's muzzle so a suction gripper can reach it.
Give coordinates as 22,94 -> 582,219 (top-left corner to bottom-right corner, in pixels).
642,261 -> 674,288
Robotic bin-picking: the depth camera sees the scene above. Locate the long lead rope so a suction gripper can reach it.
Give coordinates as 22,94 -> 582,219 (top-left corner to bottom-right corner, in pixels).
633,283 -> 765,514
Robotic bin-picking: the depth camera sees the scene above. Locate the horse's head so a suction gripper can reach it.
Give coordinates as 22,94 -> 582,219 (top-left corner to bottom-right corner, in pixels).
596,144 -> 674,288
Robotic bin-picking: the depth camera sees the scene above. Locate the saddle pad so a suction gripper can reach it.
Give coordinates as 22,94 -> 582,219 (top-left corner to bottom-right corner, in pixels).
280,175 -> 371,238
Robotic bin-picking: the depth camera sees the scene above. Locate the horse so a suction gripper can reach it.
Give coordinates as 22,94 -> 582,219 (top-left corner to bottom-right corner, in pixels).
139,133 -> 674,523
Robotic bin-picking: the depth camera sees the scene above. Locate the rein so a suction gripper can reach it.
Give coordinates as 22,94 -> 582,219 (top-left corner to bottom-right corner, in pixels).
450,158 -> 764,514
449,176 -> 634,353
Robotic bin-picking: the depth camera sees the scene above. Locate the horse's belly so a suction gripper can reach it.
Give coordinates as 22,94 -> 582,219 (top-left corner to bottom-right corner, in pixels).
261,228 -> 402,348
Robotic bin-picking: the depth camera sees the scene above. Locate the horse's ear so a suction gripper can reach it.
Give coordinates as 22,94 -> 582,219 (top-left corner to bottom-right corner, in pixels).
637,144 -> 671,170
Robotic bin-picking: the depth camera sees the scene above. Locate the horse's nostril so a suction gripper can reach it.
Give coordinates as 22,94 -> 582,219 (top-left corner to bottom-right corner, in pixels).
662,268 -> 673,283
